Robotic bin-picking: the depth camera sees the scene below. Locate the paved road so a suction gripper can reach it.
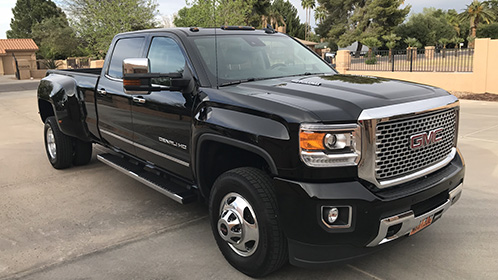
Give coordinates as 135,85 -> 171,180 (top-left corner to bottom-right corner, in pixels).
1,78 -> 497,279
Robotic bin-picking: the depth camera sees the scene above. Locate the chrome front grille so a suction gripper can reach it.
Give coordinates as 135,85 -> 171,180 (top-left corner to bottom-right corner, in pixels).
375,109 -> 457,181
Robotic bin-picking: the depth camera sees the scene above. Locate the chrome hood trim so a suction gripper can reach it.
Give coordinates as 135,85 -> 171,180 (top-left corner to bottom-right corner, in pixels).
359,95 -> 459,121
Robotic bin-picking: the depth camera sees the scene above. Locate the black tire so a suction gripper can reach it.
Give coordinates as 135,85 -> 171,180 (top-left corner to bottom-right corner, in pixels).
73,139 -> 93,166
209,167 -> 287,277
44,116 -> 73,169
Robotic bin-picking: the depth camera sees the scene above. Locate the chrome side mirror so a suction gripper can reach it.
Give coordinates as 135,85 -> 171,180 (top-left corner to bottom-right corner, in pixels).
123,58 -> 150,76
122,58 -> 192,93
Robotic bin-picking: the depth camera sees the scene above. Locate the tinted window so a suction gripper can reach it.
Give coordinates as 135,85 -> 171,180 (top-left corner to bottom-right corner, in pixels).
108,37 -> 144,79
147,37 -> 186,74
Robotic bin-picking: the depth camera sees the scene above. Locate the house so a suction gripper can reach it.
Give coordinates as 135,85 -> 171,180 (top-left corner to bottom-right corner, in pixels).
295,38 -> 319,52
0,39 -> 38,76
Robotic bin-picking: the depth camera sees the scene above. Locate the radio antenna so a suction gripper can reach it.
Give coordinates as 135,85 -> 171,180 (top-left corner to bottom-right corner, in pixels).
213,2 -> 219,89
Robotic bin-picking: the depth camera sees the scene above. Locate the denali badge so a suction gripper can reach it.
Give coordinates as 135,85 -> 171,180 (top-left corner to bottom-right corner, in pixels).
158,137 -> 187,150
410,128 -> 443,150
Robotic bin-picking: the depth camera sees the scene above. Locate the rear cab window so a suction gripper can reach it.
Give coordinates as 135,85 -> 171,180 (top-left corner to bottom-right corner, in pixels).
107,37 -> 145,79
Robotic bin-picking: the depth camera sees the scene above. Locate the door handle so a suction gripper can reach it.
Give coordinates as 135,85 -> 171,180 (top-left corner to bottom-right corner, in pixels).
97,89 -> 107,96
133,96 -> 146,104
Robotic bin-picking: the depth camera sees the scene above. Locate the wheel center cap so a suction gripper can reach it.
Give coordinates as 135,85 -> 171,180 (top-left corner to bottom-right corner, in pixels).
220,223 -> 228,236
217,209 -> 243,244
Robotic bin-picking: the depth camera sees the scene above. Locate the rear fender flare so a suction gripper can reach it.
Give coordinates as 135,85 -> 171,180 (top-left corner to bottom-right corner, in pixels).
37,75 -> 92,141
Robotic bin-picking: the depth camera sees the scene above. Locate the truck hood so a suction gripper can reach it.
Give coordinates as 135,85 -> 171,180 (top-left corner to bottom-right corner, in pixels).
219,74 -> 452,123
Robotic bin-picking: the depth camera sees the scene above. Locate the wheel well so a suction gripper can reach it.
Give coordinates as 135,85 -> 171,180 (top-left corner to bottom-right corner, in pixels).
38,99 -> 54,122
198,140 -> 271,199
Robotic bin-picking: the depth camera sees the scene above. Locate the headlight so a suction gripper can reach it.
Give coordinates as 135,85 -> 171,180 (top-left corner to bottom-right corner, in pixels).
299,124 -> 361,167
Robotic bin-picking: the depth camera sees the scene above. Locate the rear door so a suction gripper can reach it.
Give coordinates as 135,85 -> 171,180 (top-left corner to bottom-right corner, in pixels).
96,36 -> 146,155
131,36 -> 193,180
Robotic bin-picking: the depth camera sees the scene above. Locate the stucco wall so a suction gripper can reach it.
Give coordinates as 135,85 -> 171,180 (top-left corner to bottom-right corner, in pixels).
337,38 -> 498,94
1,51 -> 37,75
30,69 -> 47,79
486,40 -> 498,94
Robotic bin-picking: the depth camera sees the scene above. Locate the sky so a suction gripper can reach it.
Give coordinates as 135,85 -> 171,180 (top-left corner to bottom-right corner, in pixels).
0,0 -> 471,39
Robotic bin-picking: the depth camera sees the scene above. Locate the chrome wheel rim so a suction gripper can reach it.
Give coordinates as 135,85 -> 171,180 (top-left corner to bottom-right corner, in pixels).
46,127 -> 56,160
218,192 -> 259,257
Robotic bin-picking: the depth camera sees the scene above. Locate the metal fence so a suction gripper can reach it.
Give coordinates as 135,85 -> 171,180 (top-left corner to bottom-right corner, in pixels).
349,48 -> 474,72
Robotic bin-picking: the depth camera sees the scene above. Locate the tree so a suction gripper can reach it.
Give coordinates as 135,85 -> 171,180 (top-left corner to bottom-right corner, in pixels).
301,0 -> 315,40
404,37 -> 421,48
446,9 -> 462,36
65,0 -> 159,58
438,37 -> 450,58
174,1 -> 214,27
316,0 -> 409,55
314,5 -> 327,24
382,33 -> 400,62
451,36 -> 465,48
489,0 -> 498,16
361,36 -> 381,64
174,0 -> 256,27
270,0 -> 305,38
477,22 -> 498,38
31,17 -> 84,59
438,38 -> 451,49
263,4 -> 285,30
459,0 -> 496,48
248,0 -> 271,28
7,0 -> 65,39
396,8 -> 457,48
173,0 -> 304,38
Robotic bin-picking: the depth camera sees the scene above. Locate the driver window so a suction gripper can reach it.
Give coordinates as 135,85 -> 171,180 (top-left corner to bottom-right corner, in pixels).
147,37 -> 186,74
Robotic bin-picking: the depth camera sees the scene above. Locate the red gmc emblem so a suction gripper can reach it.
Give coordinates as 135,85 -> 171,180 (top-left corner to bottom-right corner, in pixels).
410,128 -> 443,149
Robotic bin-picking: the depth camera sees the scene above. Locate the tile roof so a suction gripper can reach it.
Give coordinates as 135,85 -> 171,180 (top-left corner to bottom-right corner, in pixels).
0,39 -> 39,54
295,38 -> 319,46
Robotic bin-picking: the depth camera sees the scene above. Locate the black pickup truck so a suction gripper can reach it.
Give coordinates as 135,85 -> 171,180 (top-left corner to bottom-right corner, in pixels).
37,27 -> 464,277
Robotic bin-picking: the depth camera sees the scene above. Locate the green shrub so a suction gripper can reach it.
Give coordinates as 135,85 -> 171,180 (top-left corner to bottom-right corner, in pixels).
42,59 -> 62,69
365,57 -> 377,64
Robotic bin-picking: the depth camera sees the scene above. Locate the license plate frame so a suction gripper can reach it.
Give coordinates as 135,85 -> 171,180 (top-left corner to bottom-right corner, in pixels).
409,215 -> 434,236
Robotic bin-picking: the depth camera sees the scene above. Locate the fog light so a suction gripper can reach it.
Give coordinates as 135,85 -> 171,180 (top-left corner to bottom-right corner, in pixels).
321,206 -> 352,229
327,207 -> 339,224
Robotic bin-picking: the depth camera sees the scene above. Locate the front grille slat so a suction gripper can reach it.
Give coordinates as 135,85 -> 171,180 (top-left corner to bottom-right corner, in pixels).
375,109 -> 456,181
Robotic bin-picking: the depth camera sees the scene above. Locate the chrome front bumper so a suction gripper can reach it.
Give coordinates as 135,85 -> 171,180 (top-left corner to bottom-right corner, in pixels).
367,183 -> 463,247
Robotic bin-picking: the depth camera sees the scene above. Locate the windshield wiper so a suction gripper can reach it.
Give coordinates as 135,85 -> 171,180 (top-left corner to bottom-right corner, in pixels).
287,72 -> 326,77
218,73 -> 327,87
219,78 -> 256,87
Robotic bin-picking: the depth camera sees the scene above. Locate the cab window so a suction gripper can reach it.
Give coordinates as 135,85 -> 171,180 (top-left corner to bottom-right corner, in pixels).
107,37 -> 145,79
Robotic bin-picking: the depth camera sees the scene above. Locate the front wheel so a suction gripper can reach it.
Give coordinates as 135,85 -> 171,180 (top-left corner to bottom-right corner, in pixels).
44,116 -> 73,169
209,167 -> 287,277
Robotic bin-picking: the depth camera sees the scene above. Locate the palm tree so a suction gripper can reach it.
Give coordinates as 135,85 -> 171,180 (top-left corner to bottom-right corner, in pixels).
446,10 -> 461,36
438,38 -> 450,58
301,0 -> 315,40
459,0 -> 496,48
382,33 -> 401,62
314,5 -> 326,24
263,5 -> 286,32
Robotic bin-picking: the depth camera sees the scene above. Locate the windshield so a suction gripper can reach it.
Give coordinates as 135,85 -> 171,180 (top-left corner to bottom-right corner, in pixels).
191,34 -> 335,86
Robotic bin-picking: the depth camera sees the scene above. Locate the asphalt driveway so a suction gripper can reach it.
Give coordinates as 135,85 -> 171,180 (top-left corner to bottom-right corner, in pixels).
0,76 -> 497,279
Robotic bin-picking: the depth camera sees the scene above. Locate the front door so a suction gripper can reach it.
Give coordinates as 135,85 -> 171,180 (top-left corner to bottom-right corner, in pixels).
131,36 -> 193,180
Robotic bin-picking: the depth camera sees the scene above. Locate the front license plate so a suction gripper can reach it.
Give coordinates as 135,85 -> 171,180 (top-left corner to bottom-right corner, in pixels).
409,215 -> 434,236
